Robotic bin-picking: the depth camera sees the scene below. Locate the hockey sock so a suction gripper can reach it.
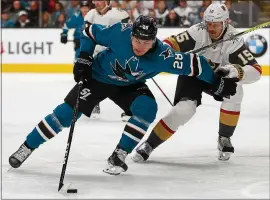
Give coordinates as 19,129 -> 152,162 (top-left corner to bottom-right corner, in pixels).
26,103 -> 82,149
146,119 -> 175,149
118,116 -> 149,153
219,108 -> 240,138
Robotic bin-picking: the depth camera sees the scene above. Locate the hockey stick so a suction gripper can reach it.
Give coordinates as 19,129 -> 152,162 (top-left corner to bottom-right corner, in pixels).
189,21 -> 270,54
58,80 -> 83,193
152,21 -> 270,106
151,78 -> 173,106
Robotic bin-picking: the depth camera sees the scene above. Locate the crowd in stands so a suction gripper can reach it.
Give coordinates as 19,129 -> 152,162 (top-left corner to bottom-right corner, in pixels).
1,0 -> 263,28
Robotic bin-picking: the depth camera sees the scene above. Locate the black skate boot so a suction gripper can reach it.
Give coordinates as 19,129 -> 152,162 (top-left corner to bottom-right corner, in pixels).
103,146 -> 128,175
218,136 -> 234,161
131,141 -> 153,162
91,104 -> 100,119
9,142 -> 34,168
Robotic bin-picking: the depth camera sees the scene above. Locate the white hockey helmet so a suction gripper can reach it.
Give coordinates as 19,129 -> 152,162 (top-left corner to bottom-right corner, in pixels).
203,3 -> 229,31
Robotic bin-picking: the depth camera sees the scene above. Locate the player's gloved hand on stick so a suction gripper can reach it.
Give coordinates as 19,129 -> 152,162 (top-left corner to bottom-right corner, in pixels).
60,33 -> 68,44
73,52 -> 93,83
211,76 -> 237,100
215,64 -> 244,81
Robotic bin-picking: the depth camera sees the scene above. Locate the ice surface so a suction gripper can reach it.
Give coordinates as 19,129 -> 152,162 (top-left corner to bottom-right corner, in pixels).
1,74 -> 269,199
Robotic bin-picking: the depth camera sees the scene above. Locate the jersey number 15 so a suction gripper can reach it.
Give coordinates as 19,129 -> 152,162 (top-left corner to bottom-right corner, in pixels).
237,49 -> 254,65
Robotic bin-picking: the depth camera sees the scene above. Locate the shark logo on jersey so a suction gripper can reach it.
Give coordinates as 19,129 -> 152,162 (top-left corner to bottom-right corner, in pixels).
109,57 -> 145,82
159,47 -> 174,60
121,23 -> 132,32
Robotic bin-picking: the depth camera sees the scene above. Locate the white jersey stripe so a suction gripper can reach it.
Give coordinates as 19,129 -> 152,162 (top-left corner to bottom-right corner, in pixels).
123,131 -> 141,143
36,126 -> 49,141
42,120 -> 57,137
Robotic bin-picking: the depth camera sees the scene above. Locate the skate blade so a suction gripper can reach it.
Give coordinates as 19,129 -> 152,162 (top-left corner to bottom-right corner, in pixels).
7,167 -> 15,172
218,151 -> 232,161
103,166 -> 125,175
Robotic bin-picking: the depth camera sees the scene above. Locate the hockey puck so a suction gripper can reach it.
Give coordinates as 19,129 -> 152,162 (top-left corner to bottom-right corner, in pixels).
67,189 -> 77,193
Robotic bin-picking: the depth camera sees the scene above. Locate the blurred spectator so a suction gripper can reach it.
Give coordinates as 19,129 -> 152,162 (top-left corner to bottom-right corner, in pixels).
1,0 -> 10,12
224,0 -> 238,26
54,13 -> 66,28
120,0 -> 137,11
40,0 -> 55,13
1,0 -> 266,28
111,1 -> 121,8
231,0 -> 259,27
165,1 -> 175,9
132,0 -> 149,20
42,11 -> 53,28
198,0 -> 212,12
51,1 -> 64,23
59,1 -> 71,9
155,0 -> 169,26
20,1 -> 30,8
26,1 -> 40,27
66,0 -> 80,19
148,8 -> 156,18
163,9 -> 180,27
198,5 -> 207,21
187,1 -> 203,11
127,9 -> 135,23
9,1 -> 25,22
142,1 -> 155,9
1,10 -> 15,28
14,10 -> 33,28
197,0 -> 212,23
173,0 -> 192,27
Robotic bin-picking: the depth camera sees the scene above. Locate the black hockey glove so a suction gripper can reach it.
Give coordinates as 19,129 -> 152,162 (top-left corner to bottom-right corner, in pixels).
60,33 -> 68,44
211,76 -> 238,100
73,52 -> 93,83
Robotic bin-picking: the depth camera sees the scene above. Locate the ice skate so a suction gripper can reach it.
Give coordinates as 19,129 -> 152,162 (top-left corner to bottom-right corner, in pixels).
91,104 -> 100,119
9,142 -> 34,168
131,141 -> 153,162
218,136 -> 234,161
103,147 -> 128,175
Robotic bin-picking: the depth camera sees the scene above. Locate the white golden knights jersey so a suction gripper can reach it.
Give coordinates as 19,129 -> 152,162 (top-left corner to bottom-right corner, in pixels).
84,7 -> 130,56
163,23 -> 262,84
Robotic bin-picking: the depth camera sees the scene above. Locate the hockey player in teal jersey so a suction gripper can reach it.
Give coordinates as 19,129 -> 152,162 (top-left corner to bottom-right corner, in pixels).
60,1 -> 90,60
9,16 -> 238,175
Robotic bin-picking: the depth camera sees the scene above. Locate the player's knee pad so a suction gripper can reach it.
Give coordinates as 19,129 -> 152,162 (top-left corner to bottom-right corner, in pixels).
53,103 -> 82,128
130,96 -> 158,123
163,100 -> 197,131
222,84 -> 243,111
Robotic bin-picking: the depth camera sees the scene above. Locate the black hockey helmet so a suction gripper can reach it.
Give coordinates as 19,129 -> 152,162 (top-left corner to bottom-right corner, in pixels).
80,1 -> 90,7
132,15 -> 157,41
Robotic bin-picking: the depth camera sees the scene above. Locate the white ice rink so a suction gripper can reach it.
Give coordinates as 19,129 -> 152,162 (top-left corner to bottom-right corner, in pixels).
1,74 -> 269,199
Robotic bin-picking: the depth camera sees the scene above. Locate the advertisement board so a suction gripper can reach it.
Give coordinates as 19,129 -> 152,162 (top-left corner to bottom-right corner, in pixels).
1,28 -> 269,75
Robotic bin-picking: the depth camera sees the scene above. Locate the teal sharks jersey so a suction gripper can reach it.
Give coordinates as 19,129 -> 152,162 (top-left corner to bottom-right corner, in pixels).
80,22 -> 216,86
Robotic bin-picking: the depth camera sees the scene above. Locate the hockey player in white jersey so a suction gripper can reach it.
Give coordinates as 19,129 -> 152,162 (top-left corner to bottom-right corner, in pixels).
84,0 -> 130,119
132,3 -> 262,162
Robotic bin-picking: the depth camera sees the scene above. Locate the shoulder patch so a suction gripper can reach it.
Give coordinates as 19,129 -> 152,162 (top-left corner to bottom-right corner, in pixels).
121,23 -> 132,31
159,47 -> 174,60
226,32 -> 240,44
196,22 -> 206,31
